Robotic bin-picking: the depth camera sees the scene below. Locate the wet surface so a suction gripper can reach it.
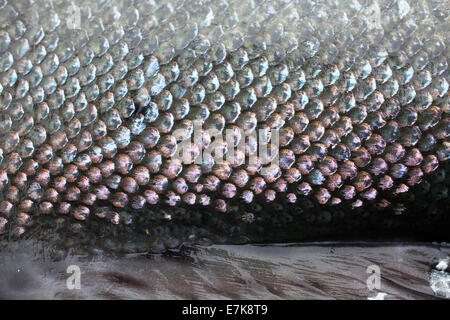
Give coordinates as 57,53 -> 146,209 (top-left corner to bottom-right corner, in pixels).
0,241 -> 449,299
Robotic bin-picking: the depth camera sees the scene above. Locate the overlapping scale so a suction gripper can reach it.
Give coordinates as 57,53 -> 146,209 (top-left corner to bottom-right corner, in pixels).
0,0 -> 448,243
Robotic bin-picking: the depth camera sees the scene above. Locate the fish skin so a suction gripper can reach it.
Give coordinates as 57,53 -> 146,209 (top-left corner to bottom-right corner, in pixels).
0,0 -> 449,253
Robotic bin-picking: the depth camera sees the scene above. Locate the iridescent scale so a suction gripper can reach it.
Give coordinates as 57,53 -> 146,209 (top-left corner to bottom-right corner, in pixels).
0,0 -> 448,239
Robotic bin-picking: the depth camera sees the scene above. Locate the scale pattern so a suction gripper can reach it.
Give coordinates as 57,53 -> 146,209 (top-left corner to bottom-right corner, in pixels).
0,0 -> 448,239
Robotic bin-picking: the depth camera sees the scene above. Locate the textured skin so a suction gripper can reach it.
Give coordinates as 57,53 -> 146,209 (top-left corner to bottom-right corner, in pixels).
0,0 -> 448,253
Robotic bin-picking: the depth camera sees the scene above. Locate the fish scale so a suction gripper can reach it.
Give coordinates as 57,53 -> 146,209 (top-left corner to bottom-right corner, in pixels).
0,0 -> 448,253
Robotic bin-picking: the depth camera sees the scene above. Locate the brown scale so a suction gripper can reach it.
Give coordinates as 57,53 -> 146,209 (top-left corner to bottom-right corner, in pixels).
0,201 -> 13,217
273,179 -> 288,193
172,177 -> 188,195
264,189 -> 276,202
284,168 -> 301,184
315,188 -> 331,204
131,195 -> 146,209
16,213 -> 30,227
165,191 -> 180,207
286,193 -> 297,203
327,173 -> 343,192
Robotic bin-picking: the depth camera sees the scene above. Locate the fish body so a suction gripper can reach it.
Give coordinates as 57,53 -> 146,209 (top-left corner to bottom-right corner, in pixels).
0,0 -> 449,253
